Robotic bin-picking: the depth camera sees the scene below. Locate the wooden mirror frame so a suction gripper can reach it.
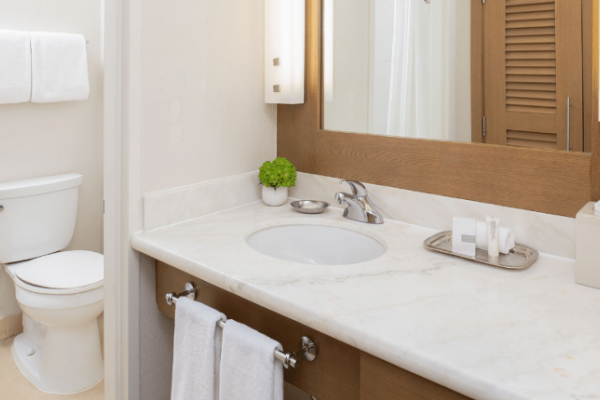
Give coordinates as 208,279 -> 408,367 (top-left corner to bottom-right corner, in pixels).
277,0 -> 599,218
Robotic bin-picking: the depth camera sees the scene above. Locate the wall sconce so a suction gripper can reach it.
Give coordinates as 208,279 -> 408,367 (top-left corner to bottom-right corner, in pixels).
265,0 -> 305,104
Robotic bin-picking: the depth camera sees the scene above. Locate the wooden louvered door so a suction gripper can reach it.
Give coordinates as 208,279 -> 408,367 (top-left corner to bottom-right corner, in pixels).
482,0 -> 583,151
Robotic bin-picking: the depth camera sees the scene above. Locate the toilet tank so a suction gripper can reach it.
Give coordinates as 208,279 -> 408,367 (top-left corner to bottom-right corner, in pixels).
0,174 -> 83,264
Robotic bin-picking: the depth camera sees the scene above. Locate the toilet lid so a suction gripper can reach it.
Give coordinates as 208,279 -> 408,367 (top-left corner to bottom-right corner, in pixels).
15,250 -> 104,289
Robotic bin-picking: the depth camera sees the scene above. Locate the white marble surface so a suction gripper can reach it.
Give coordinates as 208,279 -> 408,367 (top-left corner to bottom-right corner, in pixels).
143,171 -> 261,230
293,173 -> 578,259
132,200 -> 600,400
143,171 -> 577,259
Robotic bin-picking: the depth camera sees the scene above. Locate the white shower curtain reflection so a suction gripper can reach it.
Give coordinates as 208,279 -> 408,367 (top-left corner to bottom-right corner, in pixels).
386,0 -> 455,141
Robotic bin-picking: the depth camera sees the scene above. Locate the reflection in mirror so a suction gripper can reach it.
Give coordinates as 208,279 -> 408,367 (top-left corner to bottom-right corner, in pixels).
324,0 -> 471,142
323,0 -> 589,152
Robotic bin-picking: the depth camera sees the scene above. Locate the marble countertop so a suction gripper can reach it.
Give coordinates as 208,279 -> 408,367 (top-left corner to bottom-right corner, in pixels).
131,200 -> 600,400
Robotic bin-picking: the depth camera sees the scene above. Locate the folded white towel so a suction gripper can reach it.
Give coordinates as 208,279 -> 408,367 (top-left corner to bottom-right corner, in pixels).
31,32 -> 89,103
171,298 -> 226,400
219,320 -> 284,400
476,221 -> 515,255
0,30 -> 32,104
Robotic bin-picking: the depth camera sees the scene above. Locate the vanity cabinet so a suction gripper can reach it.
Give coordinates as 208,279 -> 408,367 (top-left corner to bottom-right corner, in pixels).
156,261 -> 471,400
360,353 -> 470,400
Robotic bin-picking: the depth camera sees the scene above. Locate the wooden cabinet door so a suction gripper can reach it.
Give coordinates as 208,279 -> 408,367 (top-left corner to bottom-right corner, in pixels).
359,353 -> 471,400
482,0 -> 583,151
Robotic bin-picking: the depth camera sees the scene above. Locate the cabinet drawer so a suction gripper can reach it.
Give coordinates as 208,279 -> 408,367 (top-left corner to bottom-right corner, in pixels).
360,352 -> 471,400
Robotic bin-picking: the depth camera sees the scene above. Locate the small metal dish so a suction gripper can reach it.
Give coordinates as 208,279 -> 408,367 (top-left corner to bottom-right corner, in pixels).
291,200 -> 329,214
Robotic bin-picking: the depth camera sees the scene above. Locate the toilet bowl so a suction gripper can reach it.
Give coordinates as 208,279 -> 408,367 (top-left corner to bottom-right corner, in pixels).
0,174 -> 104,395
3,250 -> 104,394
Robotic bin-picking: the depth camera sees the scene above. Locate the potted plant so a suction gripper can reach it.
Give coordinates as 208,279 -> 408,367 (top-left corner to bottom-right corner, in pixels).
259,157 -> 297,206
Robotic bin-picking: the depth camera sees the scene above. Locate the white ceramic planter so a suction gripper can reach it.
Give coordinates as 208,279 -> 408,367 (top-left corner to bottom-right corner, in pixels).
262,186 -> 288,206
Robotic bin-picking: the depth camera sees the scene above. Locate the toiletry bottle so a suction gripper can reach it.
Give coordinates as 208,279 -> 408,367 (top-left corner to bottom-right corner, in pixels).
486,215 -> 500,260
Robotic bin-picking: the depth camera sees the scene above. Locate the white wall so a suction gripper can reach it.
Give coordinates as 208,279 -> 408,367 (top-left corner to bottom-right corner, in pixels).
140,0 -> 277,194
138,0 -> 277,397
0,0 -> 104,319
323,0 -> 370,133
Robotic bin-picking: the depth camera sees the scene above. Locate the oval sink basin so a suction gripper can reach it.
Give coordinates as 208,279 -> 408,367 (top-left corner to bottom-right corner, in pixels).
246,224 -> 386,265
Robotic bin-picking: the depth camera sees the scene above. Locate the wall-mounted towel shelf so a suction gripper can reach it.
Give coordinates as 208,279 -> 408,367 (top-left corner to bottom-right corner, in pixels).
166,282 -> 318,369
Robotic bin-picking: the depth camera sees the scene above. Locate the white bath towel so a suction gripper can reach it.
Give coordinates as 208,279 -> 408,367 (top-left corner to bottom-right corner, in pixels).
31,32 -> 89,102
0,30 -> 32,104
219,320 -> 284,400
476,221 -> 516,255
171,298 -> 226,400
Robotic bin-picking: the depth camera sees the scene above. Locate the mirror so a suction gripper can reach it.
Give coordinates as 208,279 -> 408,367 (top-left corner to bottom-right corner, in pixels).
322,0 -> 589,152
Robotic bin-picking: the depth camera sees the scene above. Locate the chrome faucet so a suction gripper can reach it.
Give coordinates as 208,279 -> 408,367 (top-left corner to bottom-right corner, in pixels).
335,180 -> 384,224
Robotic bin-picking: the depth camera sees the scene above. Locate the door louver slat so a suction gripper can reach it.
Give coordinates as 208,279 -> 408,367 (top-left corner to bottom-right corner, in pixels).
507,130 -> 557,149
504,2 -> 557,117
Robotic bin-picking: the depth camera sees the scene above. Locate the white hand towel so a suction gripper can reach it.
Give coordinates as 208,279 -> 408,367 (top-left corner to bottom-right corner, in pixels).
219,320 -> 284,400
0,30 -> 32,104
475,221 -> 515,255
171,298 -> 226,400
31,32 -> 89,103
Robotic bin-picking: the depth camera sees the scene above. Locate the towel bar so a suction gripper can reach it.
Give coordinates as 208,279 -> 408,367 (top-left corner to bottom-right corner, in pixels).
166,282 -> 318,369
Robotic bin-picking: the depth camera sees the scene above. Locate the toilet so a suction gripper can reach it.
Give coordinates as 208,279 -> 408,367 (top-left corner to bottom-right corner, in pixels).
0,173 -> 104,395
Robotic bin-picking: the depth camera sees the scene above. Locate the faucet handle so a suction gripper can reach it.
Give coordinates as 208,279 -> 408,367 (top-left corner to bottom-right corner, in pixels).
339,180 -> 369,197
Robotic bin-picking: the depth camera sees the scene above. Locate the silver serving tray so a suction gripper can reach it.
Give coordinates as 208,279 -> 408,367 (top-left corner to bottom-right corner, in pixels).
424,231 -> 539,270
291,200 -> 329,214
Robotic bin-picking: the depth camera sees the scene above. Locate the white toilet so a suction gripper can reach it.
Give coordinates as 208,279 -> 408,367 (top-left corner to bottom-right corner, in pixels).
0,173 -> 104,395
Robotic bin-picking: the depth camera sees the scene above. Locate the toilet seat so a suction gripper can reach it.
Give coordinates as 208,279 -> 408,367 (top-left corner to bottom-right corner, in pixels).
7,250 -> 104,295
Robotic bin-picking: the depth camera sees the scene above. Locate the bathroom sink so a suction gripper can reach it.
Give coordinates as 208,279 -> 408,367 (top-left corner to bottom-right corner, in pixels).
246,224 -> 386,265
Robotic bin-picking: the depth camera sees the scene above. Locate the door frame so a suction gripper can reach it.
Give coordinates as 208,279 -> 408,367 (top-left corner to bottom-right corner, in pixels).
103,0 -> 143,398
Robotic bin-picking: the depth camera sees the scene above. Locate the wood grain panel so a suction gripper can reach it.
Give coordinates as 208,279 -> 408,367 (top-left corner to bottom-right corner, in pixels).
483,0 -> 507,145
316,131 -> 590,217
156,261 -> 360,400
360,352 -> 472,400
276,0 -> 595,217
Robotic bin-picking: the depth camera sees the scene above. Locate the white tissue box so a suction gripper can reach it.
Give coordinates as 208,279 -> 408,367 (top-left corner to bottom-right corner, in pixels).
576,202 -> 600,290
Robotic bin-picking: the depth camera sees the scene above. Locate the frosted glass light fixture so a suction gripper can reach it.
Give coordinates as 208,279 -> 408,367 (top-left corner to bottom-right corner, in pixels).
265,0 -> 305,104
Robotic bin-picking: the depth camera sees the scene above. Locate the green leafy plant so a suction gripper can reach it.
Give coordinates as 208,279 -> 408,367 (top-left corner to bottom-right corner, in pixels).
259,157 -> 297,189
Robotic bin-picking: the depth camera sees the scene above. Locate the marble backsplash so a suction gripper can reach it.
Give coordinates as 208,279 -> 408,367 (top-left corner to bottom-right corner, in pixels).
143,171 -> 261,231
143,171 -> 576,258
